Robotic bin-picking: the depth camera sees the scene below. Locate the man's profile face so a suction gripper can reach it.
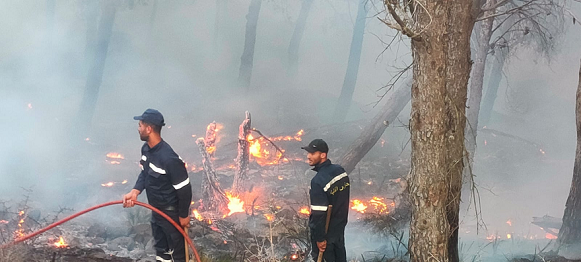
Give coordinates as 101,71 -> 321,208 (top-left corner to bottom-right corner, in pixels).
307,151 -> 326,166
138,121 -> 150,141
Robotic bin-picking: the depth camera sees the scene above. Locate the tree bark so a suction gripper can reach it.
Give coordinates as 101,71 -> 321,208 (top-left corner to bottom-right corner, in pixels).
78,0 -> 116,136
287,0 -> 314,78
464,0 -> 495,177
332,0 -> 369,123
205,121 -> 218,158
233,111 -> 251,196
238,0 -> 262,90
196,138 -> 228,212
558,61 -> 581,260
407,0 -> 473,261
479,51 -> 507,127
339,80 -> 411,174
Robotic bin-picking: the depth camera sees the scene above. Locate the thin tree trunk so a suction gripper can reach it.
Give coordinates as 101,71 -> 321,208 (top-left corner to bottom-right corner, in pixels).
233,111 -> 251,196
558,61 -> 581,260
238,0 -> 262,90
339,80 -> 411,174
287,0 -> 314,78
332,0 -> 369,123
78,0 -> 116,136
444,1 -> 474,261
214,0 -> 227,47
464,0 -> 495,176
479,51 -> 507,127
84,0 -> 99,72
407,0 -> 473,260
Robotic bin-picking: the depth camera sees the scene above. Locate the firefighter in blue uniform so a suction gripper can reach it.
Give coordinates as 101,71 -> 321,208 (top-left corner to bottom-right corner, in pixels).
302,139 -> 350,262
123,109 -> 192,262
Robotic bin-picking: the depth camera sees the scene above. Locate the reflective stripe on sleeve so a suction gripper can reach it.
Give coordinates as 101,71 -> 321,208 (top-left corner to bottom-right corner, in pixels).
149,163 -> 166,174
311,205 -> 328,211
323,172 -> 348,192
173,178 -> 190,190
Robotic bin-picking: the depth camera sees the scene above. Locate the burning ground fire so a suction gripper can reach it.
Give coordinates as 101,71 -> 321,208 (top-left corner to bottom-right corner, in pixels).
225,192 -> 245,216
350,197 -> 395,214
53,236 -> 68,248
101,180 -> 128,187
106,152 -> 124,165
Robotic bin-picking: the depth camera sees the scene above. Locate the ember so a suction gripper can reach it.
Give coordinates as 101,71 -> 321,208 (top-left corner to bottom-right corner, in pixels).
264,213 -> 274,222
546,232 -> 558,239
506,219 -> 512,226
53,236 -> 68,248
106,152 -> 124,159
299,207 -> 310,215
101,182 -> 114,187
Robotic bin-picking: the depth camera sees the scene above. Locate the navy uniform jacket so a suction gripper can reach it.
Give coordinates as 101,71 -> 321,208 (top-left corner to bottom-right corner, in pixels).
309,159 -> 350,242
134,140 -> 192,218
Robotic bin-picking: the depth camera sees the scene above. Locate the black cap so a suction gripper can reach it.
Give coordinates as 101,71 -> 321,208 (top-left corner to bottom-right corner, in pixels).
133,109 -> 166,126
301,139 -> 329,153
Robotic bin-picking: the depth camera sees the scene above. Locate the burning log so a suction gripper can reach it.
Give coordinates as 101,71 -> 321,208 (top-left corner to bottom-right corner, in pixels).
205,121 -> 219,158
233,111 -> 251,196
196,138 -> 228,212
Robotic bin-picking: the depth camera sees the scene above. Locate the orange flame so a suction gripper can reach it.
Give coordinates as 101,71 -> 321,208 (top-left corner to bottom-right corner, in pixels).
351,200 -> 367,213
101,182 -> 114,187
299,207 -> 310,215
506,220 -> 512,227
192,209 -> 204,221
53,236 -> 68,248
0,220 -> 8,224
121,180 -> 128,184
546,232 -> 558,239
264,213 -> 274,222
106,153 -> 124,159
225,192 -> 245,216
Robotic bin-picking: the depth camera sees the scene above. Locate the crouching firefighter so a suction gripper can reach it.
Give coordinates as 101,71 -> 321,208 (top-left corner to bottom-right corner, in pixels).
302,139 -> 350,262
123,109 -> 192,262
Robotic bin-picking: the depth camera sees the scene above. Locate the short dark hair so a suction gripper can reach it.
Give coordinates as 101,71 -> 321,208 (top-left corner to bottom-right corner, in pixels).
144,122 -> 162,134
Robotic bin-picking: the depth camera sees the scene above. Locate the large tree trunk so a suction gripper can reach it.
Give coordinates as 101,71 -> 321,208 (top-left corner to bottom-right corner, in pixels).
558,62 -> 581,260
464,0 -> 495,176
407,0 -> 473,261
232,111 -> 251,196
479,51 -> 507,127
331,0 -> 369,123
339,80 -> 411,174
196,138 -> 228,212
238,0 -> 262,90
287,0 -> 314,78
77,0 -> 116,136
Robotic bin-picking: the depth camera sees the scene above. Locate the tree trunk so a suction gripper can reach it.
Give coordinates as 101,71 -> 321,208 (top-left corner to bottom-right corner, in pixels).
77,0 -> 116,136
205,121 -> 218,158
84,0 -> 99,72
407,0 -> 473,261
464,1 -> 495,175
233,111 -> 251,196
339,80 -> 411,174
287,0 -> 314,78
331,0 -> 369,123
558,61 -> 581,260
214,0 -> 227,47
479,51 -> 507,127
196,138 -> 228,212
238,0 -> 262,90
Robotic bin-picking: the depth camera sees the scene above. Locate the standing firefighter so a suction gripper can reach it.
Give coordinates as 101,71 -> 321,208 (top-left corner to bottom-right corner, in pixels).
123,109 -> 192,262
302,139 -> 350,262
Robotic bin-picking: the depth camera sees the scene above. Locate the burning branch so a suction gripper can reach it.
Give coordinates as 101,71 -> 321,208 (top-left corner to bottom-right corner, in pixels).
205,121 -> 220,158
233,111 -> 252,196
196,138 -> 228,212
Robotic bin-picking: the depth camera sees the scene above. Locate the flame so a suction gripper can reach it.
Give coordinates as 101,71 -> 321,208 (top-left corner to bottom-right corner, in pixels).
27,103 -> 32,109
369,197 -> 389,214
484,140 -> 487,146
101,182 -> 114,187
106,152 -> 124,159
246,130 -> 304,166
0,220 -> 8,224
506,220 -> 512,227
53,236 -> 68,248
506,233 -> 512,239
546,232 -> 558,239
192,209 -> 204,221
291,254 -> 299,261
351,200 -> 368,213
299,207 -> 310,215
225,192 -> 245,216
367,181 -> 373,185
18,211 -> 24,216
540,149 -> 546,155
109,161 -> 121,165
264,213 -> 274,222
278,176 -> 284,180
205,123 -> 223,156
207,219 -> 212,225
486,234 -> 499,241
380,138 -> 386,147
121,180 -> 128,184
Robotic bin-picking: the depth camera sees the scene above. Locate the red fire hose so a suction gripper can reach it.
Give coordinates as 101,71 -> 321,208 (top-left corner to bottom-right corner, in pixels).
0,201 -> 201,262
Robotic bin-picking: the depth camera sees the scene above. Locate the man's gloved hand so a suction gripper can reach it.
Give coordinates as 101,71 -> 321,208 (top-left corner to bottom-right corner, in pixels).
317,240 -> 327,252
122,189 -> 140,208
179,216 -> 191,228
